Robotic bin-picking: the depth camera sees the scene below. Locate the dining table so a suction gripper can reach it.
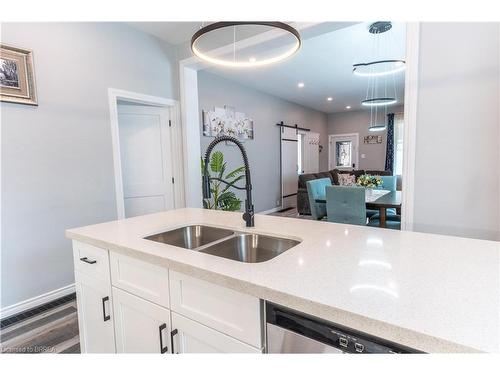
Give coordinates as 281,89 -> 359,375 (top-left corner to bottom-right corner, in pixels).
315,190 -> 402,228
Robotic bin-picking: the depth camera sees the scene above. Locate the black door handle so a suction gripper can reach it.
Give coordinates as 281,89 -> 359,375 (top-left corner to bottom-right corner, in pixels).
159,323 -> 168,353
80,257 -> 97,264
102,296 -> 110,321
170,329 -> 178,354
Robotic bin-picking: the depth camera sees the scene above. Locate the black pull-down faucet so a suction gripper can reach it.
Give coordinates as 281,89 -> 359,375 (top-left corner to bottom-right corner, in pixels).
202,135 -> 254,227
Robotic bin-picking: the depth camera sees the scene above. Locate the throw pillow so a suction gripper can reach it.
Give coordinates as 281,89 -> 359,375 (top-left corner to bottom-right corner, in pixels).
338,173 -> 356,186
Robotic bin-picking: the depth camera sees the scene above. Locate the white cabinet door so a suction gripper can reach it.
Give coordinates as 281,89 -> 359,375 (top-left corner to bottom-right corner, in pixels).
75,271 -> 115,353
171,312 -> 261,354
112,287 -> 171,353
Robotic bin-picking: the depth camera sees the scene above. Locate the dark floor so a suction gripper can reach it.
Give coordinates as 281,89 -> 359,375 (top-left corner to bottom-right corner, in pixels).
268,207 -> 313,220
0,298 -> 80,354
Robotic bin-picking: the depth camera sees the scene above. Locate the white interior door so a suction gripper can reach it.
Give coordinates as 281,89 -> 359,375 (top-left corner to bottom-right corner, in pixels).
118,104 -> 175,218
329,133 -> 359,170
280,127 -> 298,210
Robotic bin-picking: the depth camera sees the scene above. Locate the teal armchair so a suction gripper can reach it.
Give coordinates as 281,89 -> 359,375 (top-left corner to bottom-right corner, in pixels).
306,178 -> 331,220
325,185 -> 367,226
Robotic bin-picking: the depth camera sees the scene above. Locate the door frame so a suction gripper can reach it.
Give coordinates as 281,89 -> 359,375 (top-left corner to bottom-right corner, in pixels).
400,23 -> 420,231
108,88 -> 184,219
328,133 -> 359,170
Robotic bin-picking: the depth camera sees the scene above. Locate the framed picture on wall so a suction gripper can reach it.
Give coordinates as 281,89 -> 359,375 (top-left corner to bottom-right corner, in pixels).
202,106 -> 254,140
0,44 -> 38,106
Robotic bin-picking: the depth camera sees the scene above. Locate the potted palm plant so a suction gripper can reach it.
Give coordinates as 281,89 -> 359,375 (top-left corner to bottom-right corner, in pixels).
200,151 -> 245,211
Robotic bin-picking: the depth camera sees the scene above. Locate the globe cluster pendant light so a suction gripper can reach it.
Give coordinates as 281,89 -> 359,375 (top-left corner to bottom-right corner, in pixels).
353,21 -> 405,131
191,22 -> 301,68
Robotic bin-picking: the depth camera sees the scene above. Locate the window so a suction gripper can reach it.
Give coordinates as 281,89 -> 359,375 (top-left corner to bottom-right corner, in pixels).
336,141 -> 352,167
393,113 -> 404,175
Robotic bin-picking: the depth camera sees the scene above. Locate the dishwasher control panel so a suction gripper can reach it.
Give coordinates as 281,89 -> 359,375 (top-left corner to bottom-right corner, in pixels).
266,302 -> 421,354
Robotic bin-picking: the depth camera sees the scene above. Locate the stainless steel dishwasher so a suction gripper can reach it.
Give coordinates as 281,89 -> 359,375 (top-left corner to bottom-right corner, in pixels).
266,302 -> 420,354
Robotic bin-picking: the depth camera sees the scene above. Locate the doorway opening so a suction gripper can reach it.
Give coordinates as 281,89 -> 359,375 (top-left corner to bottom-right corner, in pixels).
108,89 -> 184,219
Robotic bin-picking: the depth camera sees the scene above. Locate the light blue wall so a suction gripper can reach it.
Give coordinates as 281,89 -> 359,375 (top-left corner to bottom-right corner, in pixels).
1,22 -> 179,308
413,22 -> 500,240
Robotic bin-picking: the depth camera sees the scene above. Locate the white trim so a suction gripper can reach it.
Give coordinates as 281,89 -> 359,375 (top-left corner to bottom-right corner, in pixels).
400,23 -> 420,231
108,88 -> 185,219
179,66 -> 203,208
328,133 -> 360,170
258,207 -> 282,215
0,284 -> 75,319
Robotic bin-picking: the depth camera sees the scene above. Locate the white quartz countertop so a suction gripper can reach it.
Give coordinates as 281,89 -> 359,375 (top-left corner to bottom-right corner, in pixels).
66,208 -> 500,353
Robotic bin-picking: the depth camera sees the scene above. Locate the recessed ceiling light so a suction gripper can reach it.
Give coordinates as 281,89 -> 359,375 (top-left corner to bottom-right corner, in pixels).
327,97 -> 333,101
346,105 -> 351,109
297,82 -> 305,88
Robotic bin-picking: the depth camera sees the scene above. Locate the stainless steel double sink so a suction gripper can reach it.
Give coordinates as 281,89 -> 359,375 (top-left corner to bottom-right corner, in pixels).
144,225 -> 300,263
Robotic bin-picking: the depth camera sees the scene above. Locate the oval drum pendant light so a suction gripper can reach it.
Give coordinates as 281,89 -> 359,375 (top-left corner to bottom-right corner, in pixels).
191,22 -> 301,68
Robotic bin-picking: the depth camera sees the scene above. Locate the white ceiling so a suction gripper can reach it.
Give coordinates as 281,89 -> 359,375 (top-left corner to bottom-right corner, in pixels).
128,22 -> 201,45
205,22 -> 407,114
128,22 -> 406,114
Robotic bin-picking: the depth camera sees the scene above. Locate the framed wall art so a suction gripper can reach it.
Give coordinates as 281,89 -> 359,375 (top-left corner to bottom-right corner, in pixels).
363,135 -> 383,144
202,105 -> 254,140
0,44 -> 38,106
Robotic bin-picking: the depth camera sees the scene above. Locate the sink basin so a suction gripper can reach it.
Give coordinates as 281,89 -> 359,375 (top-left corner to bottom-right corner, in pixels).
200,233 -> 300,263
144,225 -> 234,249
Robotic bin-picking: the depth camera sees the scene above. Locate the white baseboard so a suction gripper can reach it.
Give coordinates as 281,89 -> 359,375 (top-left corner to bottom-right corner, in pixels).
0,283 -> 75,319
258,207 -> 282,215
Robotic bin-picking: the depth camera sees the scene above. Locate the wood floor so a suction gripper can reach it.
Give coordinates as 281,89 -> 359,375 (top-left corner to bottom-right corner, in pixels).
0,300 -> 80,354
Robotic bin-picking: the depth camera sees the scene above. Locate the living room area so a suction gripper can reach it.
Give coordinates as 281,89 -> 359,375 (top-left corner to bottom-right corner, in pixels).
194,21 -> 407,229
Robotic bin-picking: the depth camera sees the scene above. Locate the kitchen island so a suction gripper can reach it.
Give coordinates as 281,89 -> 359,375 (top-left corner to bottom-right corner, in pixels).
66,208 -> 500,353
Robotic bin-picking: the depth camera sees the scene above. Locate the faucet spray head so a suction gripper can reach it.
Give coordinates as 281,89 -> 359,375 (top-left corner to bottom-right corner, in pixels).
202,174 -> 211,199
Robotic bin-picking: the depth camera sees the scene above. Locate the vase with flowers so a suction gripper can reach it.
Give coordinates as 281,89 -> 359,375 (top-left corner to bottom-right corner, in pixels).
356,174 -> 383,189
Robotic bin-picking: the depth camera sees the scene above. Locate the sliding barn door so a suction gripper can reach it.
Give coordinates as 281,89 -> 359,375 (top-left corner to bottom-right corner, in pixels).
280,127 -> 298,210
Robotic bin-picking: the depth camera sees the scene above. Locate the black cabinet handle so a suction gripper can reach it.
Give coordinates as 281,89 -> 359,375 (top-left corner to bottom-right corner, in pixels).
170,329 -> 178,354
159,323 -> 168,353
102,296 -> 110,321
80,257 -> 97,264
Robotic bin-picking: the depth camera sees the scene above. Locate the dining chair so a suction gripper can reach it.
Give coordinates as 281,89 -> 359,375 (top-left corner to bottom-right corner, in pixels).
306,178 -> 331,220
372,175 -> 399,219
367,216 -> 401,230
325,185 -> 367,226
379,175 -> 397,192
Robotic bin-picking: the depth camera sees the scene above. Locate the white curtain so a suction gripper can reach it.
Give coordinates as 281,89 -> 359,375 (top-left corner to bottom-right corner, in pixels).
393,112 -> 404,175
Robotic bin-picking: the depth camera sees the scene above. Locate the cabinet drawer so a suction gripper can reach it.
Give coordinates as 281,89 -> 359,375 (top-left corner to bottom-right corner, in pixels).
110,252 -> 170,308
171,312 -> 261,353
73,241 -> 110,279
169,271 -> 261,348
